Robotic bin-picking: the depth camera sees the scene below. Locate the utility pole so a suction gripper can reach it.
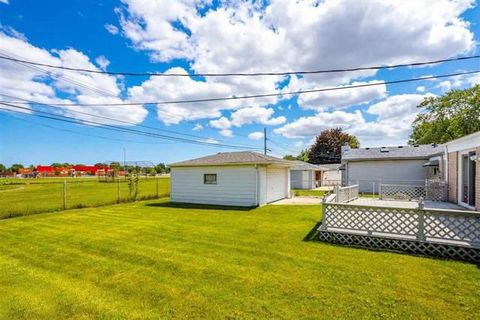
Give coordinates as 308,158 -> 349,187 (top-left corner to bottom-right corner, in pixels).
263,127 -> 267,155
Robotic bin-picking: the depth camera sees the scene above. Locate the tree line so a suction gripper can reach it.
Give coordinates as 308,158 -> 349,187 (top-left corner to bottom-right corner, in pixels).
0,162 -> 171,175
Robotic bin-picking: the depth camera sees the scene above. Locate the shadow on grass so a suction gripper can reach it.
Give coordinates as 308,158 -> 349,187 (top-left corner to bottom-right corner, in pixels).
303,221 -> 322,242
146,201 -> 255,211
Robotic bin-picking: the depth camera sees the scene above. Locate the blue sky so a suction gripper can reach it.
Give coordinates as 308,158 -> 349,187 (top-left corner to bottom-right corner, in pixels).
0,0 -> 479,166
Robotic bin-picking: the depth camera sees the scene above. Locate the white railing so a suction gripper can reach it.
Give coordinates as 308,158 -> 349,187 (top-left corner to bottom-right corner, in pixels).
379,180 -> 447,202
333,185 -> 359,203
319,202 -> 480,247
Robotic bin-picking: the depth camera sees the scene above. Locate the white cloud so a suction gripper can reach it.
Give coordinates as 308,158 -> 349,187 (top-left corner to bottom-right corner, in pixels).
209,116 -> 231,129
274,110 -> 365,139
95,55 -> 110,70
230,106 -> 286,127
192,123 -> 203,131
116,0 -> 474,127
0,0 -> 9,4
274,93 -> 434,146
219,129 -> 233,137
416,86 -> 426,93
104,23 -> 119,35
0,30 -> 148,124
248,131 -> 264,140
366,94 -> 431,121
290,79 -> 387,111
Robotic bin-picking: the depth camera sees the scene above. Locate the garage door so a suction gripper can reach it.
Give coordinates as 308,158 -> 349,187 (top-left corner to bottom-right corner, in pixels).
266,167 -> 287,203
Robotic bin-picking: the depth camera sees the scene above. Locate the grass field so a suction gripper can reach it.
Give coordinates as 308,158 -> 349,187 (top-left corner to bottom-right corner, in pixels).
0,200 -> 478,319
0,177 -> 170,219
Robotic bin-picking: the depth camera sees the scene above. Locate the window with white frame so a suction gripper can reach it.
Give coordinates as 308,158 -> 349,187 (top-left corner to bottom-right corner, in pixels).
204,173 -> 217,185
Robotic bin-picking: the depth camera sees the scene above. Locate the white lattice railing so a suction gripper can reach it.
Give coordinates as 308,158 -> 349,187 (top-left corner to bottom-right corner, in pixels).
379,180 -> 447,202
333,185 -> 359,203
319,202 -> 480,247
379,184 -> 425,201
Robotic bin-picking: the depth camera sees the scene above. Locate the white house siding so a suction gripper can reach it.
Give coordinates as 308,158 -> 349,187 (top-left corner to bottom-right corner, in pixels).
265,166 -> 289,202
290,170 -> 314,189
170,166 -> 257,206
322,170 -> 341,186
344,159 -> 428,193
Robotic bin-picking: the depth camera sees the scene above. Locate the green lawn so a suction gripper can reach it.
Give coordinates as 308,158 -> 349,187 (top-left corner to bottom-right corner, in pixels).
0,200 -> 478,319
293,189 -> 327,197
0,177 -> 170,219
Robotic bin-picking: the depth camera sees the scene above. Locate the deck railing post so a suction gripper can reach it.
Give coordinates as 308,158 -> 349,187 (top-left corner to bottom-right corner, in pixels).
417,211 -> 426,241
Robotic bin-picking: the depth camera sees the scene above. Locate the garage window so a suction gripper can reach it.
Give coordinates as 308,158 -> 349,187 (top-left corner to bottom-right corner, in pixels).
204,173 -> 217,185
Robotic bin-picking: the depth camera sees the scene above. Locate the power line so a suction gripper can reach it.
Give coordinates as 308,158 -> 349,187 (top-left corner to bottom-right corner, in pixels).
1,112 -> 175,145
1,53 -> 479,77
2,69 -> 479,107
0,93 -> 260,148
0,102 -> 264,150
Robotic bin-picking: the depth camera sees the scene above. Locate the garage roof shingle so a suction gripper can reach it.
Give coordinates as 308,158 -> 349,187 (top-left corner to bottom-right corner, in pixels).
170,151 -> 291,167
342,144 -> 443,161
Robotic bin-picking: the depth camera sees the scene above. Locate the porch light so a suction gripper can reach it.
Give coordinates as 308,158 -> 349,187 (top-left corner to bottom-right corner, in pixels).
470,154 -> 477,162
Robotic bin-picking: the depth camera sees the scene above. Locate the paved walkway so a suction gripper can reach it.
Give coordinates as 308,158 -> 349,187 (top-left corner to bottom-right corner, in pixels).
271,197 -> 321,205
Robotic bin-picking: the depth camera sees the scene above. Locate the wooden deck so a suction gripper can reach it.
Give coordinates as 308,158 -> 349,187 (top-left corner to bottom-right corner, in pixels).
317,199 -> 480,262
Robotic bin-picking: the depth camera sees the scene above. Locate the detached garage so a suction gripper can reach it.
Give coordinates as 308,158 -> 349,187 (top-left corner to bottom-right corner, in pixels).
169,151 -> 292,207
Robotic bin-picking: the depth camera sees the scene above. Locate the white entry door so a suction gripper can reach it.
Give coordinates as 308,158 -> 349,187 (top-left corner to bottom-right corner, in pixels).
266,167 -> 287,203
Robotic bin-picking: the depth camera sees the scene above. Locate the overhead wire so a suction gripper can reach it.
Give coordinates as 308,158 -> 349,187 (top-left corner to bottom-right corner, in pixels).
0,53 -> 479,77
1,70 -> 478,107
0,102 -> 264,150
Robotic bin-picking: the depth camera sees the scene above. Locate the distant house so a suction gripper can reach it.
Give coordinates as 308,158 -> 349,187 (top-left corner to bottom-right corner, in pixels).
341,144 -> 443,193
317,163 -> 342,186
290,161 -> 320,189
289,161 -> 342,189
444,131 -> 479,211
169,151 -> 292,207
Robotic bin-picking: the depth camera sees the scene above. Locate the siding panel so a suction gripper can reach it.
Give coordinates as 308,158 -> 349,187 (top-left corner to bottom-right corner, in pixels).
170,166 -> 257,206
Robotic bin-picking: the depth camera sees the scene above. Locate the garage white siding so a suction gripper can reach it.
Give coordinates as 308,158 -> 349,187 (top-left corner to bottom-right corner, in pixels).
345,159 -> 428,193
266,167 -> 289,203
170,166 -> 257,206
291,170 -> 314,189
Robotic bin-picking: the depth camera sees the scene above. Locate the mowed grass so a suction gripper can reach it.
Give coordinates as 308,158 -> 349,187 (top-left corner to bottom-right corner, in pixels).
293,189 -> 327,197
0,201 -> 478,319
0,177 -> 170,219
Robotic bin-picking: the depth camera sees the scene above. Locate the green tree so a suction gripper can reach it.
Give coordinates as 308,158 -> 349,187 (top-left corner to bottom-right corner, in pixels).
154,163 -> 167,174
0,164 -> 6,173
297,149 -> 310,162
308,128 -> 359,164
410,85 -> 480,144
9,163 -> 24,173
282,155 -> 296,161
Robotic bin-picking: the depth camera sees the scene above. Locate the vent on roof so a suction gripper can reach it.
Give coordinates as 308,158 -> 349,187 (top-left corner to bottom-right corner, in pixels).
432,143 -> 437,147
365,147 -> 370,150
398,146 -> 403,148
413,144 -> 419,147
380,147 -> 389,153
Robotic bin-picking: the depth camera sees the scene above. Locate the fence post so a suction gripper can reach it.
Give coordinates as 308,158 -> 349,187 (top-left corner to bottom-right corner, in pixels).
156,176 -> 159,198
372,181 -> 375,197
379,183 -> 382,200
320,199 -> 327,231
117,176 -> 120,204
416,197 -> 425,241
334,185 -> 339,203
63,179 -> 67,210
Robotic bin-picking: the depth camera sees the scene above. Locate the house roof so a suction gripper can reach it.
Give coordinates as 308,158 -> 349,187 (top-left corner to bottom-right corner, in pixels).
289,161 -> 321,171
342,144 -> 443,161
170,151 -> 292,167
317,163 -> 342,171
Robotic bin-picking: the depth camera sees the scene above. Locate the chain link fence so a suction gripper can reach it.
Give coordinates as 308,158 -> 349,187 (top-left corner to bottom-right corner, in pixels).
0,176 -> 170,219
